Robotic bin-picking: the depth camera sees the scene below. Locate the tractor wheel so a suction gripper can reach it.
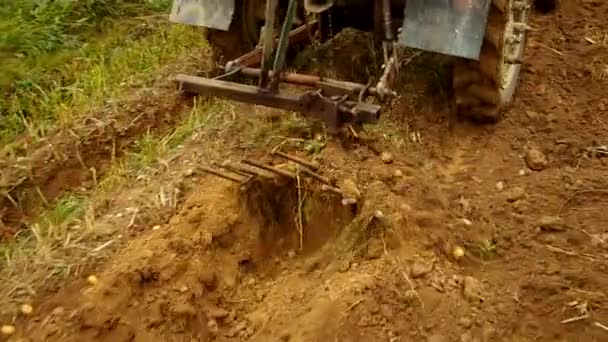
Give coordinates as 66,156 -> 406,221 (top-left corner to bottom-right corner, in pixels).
204,0 -> 268,63
204,0 -> 305,64
452,0 -> 531,122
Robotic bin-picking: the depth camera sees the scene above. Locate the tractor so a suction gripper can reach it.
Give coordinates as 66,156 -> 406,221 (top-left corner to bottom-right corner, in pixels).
169,0 -> 535,130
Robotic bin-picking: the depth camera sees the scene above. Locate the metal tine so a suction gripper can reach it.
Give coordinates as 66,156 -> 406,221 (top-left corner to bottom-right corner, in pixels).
296,165 -> 332,186
199,166 -> 245,183
228,162 -> 274,179
242,159 -> 296,179
272,151 -> 320,171
320,184 -> 343,196
213,162 -> 255,178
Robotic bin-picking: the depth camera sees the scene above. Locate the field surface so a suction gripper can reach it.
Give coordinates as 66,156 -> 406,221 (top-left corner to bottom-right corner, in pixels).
1,1 -> 608,341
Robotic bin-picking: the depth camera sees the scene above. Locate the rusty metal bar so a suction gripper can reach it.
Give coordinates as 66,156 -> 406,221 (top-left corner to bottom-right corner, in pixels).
212,162 -> 253,178
237,67 -> 381,98
376,54 -> 398,100
242,160 -> 296,179
228,163 -> 274,178
229,20 -> 318,69
272,151 -> 320,171
178,75 -> 308,112
240,67 -> 376,95
321,184 -> 343,196
199,166 -> 244,183
175,75 -> 381,129
240,67 -> 320,86
297,166 -> 332,186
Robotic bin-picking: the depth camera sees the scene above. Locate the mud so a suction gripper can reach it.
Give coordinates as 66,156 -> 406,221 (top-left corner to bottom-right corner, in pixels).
6,1 -> 608,341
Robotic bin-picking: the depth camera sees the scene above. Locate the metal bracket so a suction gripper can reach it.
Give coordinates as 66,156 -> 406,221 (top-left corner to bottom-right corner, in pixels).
176,75 -> 380,131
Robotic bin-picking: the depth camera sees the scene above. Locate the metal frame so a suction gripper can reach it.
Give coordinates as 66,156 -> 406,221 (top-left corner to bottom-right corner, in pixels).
175,0 -> 401,132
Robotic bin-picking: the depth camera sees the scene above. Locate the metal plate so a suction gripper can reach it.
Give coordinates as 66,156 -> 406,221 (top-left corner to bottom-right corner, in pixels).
170,0 -> 235,31
398,0 -> 491,60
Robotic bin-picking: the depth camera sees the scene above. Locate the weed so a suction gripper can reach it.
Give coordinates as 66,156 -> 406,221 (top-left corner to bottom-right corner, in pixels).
0,0 -> 180,143
465,239 -> 498,261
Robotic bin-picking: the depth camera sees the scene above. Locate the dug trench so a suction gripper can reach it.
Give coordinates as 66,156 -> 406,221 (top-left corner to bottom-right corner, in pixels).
16,169 -> 401,341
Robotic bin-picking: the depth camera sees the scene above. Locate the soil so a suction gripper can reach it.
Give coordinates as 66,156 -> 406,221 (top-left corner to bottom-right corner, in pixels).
5,2 -> 608,342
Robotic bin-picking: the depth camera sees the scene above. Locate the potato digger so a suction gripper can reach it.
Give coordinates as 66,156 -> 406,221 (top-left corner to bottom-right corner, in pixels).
169,0 -> 534,131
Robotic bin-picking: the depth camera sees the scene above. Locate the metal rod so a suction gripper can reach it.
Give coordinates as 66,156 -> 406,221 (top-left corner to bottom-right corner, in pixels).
242,160 -> 296,179
241,67 -> 320,86
260,0 -> 279,89
175,75 -> 381,122
298,166 -> 332,186
212,162 -> 253,178
269,0 -> 299,91
229,164 -> 274,178
199,166 -> 244,183
237,67 -> 381,96
321,184 -> 343,196
228,20 -> 318,69
272,151 -> 320,171
178,74 -> 307,112
376,54 -> 398,99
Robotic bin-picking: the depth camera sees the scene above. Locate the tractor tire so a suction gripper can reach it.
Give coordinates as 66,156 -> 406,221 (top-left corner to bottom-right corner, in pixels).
204,0 -> 267,63
204,0 -> 305,64
452,0 -> 531,123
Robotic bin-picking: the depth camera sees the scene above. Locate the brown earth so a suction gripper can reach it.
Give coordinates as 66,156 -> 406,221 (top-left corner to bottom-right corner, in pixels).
5,1 -> 608,341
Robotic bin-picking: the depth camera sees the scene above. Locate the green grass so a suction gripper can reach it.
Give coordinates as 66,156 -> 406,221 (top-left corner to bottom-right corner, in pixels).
0,0 -> 179,144
2,21 -> 208,144
0,0 -> 171,90
0,97 -> 230,318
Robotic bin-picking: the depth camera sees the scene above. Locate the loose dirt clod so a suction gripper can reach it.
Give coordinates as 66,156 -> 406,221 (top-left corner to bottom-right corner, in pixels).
410,260 -> 433,278
538,216 -> 566,231
208,319 -> 219,334
525,148 -> 548,171
505,186 -> 526,202
458,317 -> 473,328
381,152 -> 394,164
208,306 -> 230,320
462,276 -> 483,303
339,178 -> 361,204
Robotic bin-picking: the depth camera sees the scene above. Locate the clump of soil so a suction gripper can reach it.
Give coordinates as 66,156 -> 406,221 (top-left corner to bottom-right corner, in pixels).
294,28 -> 382,83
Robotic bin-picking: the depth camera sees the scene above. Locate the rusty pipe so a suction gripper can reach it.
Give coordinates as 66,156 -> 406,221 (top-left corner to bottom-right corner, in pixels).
240,67 -> 320,86
236,67 -> 381,97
